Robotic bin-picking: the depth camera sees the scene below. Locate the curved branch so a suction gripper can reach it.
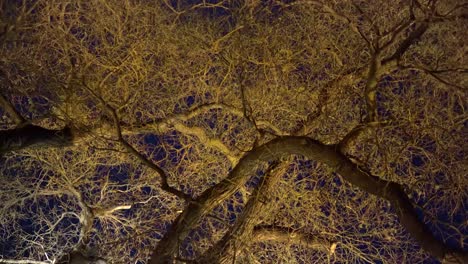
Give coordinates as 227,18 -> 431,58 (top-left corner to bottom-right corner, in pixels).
172,122 -> 239,166
149,136 -> 466,263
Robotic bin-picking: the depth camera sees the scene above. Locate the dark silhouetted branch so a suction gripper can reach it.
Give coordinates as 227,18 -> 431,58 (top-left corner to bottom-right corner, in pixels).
0,124 -> 73,154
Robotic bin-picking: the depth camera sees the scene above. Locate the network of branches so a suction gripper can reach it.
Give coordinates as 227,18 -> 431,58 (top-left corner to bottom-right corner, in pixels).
0,0 -> 466,264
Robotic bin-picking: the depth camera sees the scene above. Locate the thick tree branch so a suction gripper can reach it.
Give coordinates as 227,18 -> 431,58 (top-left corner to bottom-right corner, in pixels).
358,18 -> 430,132
149,136 -> 466,263
364,52 -> 381,123
57,251 -> 106,264
195,161 -> 285,263
382,21 -> 429,67
0,124 -> 73,155
0,70 -> 75,154
196,160 -> 331,263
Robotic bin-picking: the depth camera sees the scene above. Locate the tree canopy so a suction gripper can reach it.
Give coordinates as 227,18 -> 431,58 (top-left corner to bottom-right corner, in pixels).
0,0 -> 467,263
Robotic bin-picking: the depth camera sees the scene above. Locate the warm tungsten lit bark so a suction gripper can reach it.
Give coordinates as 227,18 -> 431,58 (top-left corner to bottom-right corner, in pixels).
1,0 -> 466,263
151,137 -> 467,263
195,160 -> 331,264
194,160 -> 286,263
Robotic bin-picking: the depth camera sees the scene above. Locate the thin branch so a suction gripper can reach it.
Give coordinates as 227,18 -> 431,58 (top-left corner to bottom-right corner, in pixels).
298,1 -> 373,49
399,65 -> 467,92
293,66 -> 368,136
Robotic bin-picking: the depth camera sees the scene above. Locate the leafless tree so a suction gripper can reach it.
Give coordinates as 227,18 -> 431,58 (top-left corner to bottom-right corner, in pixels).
1,0 -> 466,264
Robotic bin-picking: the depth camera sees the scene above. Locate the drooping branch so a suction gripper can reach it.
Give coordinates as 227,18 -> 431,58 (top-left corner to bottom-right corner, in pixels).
150,136 -> 467,263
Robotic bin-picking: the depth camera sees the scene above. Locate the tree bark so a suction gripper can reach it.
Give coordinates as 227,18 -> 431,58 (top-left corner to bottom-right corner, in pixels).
149,136 -> 466,263
0,124 -> 73,154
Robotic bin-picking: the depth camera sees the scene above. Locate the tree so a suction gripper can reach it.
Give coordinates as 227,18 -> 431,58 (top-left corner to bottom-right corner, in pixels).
0,0 -> 466,263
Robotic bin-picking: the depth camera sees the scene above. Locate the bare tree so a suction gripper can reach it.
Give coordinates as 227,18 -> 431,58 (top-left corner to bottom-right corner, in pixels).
1,0 -> 466,264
